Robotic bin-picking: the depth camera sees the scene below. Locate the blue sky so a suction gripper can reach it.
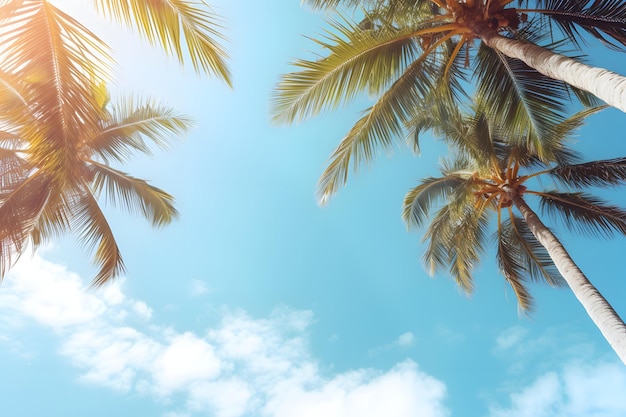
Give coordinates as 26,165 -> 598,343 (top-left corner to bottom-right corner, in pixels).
2,1 -> 626,416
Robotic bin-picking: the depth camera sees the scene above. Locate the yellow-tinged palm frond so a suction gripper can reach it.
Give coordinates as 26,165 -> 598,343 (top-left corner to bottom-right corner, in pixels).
272,16 -> 423,124
0,0 -> 112,179
89,96 -> 194,163
93,0 -> 231,84
313,34 -> 469,204
0,71 -> 31,127
29,190 -> 75,248
71,187 -> 124,287
89,162 -> 178,227
315,54 -> 441,203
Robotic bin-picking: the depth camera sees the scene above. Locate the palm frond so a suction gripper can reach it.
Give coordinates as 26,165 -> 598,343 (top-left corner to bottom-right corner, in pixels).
302,0 -> 363,9
475,37 -> 570,160
94,0 -> 231,83
497,220 -> 535,312
30,190 -> 75,248
0,70 -> 31,127
538,191 -> 626,238
0,1 -> 111,178
315,50 -> 440,203
497,212 -> 566,312
548,157 -> 626,188
271,16 -> 421,124
0,172 -> 52,278
89,96 -> 193,163
89,162 -> 178,227
71,187 -> 124,286
532,0 -> 626,50
447,205 -> 490,292
423,204 -> 456,278
500,214 -> 563,284
402,175 -> 466,229
420,182 -> 484,293
423,202 -> 488,294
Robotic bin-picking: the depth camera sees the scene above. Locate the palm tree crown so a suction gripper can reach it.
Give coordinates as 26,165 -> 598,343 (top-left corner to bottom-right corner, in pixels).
0,2 -> 192,285
273,0 -> 626,203
402,105 -> 624,311
0,82 -> 191,286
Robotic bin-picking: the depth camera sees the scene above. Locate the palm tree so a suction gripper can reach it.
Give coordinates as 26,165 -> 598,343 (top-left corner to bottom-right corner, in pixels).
299,0 -> 626,111
1,0 -> 231,85
401,104 -> 626,363
273,0 -> 626,203
0,2 -> 192,285
0,81 -> 191,286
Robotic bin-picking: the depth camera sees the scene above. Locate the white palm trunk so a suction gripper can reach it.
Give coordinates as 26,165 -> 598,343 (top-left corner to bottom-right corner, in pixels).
480,30 -> 626,114
509,189 -> 626,364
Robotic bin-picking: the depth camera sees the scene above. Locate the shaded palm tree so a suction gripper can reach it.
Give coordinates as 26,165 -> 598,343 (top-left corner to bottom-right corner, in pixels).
0,3 -> 192,285
401,104 -> 626,363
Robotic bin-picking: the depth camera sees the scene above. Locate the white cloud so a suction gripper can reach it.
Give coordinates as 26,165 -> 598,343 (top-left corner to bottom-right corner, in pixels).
264,360 -> 448,417
190,279 -> 210,296
397,332 -> 415,348
495,326 -> 528,351
489,361 -> 626,417
187,378 -> 252,417
152,332 -> 222,394
0,255 -> 106,329
0,252 -> 451,417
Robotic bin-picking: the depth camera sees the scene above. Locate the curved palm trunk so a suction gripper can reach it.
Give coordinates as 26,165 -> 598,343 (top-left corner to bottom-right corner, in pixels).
508,189 -> 626,364
480,31 -> 626,114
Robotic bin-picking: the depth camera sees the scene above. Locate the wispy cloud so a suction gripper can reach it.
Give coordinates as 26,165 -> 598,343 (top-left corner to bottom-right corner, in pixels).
0,253 -> 450,417
488,361 -> 626,417
494,326 -> 528,352
397,332 -> 416,348
190,279 -> 211,297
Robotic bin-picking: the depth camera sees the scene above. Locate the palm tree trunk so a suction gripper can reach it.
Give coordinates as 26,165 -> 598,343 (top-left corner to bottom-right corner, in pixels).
480,30 -> 626,114
508,188 -> 626,364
